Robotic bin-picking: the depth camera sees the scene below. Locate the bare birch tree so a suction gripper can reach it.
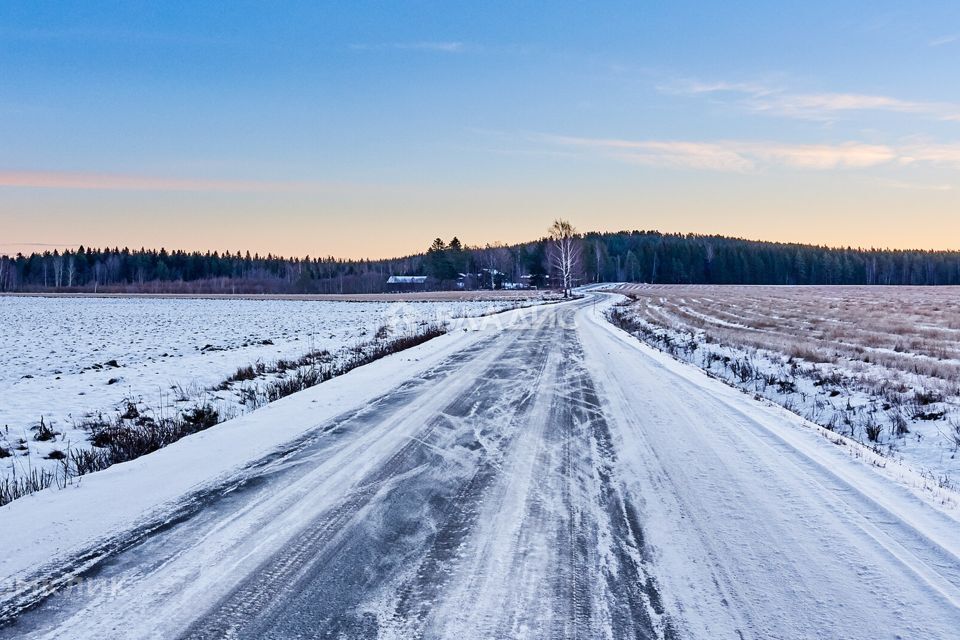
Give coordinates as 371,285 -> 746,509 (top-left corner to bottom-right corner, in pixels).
548,219 -> 581,298
53,253 -> 64,288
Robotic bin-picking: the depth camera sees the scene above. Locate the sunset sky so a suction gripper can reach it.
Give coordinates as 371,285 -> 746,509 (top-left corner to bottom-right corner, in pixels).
2,1 -> 960,259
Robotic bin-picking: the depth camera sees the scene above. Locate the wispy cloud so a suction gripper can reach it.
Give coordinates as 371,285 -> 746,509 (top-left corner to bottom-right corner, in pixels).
661,80 -> 778,98
537,135 -> 755,171
0,170 -> 313,192
534,134 -> 898,172
872,179 -> 953,192
0,242 -> 81,247
349,41 -> 468,53
661,79 -> 960,122
746,142 -> 898,169
929,34 -> 959,47
899,142 -> 960,168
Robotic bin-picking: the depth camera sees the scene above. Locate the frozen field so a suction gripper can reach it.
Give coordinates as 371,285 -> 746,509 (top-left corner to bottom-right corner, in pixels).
1,295 -> 549,488
3,294 -> 959,639
610,284 -> 960,485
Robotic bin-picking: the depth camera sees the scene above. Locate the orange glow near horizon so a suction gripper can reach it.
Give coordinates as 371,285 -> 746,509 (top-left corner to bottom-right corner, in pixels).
3,174 -> 959,259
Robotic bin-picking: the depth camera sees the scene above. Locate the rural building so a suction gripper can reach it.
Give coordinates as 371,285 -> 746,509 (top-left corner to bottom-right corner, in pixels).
386,275 -> 428,292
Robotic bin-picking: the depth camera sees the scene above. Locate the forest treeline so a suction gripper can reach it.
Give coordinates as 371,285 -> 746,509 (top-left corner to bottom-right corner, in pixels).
3,230 -> 960,293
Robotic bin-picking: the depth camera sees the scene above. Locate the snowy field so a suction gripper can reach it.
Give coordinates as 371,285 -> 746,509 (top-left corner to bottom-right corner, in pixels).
1,294 -> 551,491
610,284 -> 960,485
2,295 -> 959,639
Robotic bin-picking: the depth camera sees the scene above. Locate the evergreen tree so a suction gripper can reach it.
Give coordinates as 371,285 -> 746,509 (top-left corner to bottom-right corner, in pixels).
426,238 -> 458,281
4,230 -> 960,293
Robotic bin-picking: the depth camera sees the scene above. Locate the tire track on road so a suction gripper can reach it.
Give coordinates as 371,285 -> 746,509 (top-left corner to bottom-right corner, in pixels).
182,317 -> 559,639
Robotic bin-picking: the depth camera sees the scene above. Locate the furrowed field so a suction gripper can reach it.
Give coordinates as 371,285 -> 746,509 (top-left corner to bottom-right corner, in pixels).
610,285 -> 960,486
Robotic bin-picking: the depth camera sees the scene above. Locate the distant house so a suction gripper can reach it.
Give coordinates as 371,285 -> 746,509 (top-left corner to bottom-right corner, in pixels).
521,273 -> 548,289
456,269 -> 531,290
386,275 -> 428,293
478,268 -> 505,290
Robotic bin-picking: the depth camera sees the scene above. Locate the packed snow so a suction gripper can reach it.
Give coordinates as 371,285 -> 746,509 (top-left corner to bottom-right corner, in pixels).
0,295 -> 550,486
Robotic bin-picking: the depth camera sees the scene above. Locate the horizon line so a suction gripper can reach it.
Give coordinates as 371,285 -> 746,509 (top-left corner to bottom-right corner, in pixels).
3,228 -> 960,263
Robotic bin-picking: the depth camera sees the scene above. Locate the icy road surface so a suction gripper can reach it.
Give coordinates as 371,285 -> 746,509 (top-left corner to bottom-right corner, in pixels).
2,295 -> 960,639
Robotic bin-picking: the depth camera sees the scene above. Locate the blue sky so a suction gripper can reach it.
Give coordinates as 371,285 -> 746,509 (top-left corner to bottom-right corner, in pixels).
2,1 -> 959,257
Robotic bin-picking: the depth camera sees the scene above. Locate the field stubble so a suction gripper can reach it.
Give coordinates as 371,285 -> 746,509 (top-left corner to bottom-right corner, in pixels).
611,285 -> 960,486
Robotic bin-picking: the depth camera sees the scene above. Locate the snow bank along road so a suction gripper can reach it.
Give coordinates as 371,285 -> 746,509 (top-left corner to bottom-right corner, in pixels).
2,294 -> 960,639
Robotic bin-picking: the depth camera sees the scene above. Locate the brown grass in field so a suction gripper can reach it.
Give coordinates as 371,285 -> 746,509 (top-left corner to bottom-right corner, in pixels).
615,285 -> 960,397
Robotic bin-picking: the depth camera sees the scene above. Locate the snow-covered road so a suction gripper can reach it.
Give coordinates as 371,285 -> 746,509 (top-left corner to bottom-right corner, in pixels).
2,295 -> 959,639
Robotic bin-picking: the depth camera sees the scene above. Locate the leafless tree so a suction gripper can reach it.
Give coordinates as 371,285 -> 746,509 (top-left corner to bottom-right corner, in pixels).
106,254 -> 121,283
53,253 -> 64,288
548,219 -> 581,297
93,261 -> 104,292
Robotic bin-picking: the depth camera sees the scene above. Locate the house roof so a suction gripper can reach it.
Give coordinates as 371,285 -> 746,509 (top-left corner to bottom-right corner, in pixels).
387,275 -> 428,284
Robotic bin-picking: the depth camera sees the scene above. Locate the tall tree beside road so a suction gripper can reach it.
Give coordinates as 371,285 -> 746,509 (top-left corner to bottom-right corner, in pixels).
548,219 -> 581,298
